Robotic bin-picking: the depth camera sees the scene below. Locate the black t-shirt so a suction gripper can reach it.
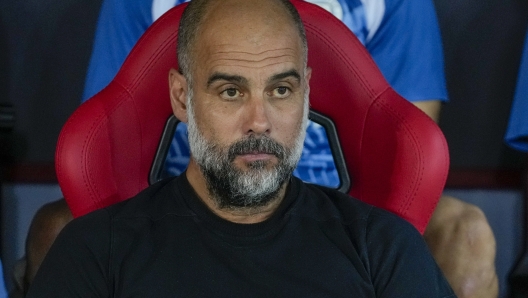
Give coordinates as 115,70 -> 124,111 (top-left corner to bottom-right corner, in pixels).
28,175 -> 455,297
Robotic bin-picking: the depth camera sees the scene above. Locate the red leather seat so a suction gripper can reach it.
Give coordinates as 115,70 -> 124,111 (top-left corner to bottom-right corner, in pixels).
56,0 -> 449,234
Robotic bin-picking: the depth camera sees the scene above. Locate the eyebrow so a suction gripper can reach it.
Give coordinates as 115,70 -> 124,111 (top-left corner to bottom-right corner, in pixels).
207,73 -> 247,87
268,69 -> 301,84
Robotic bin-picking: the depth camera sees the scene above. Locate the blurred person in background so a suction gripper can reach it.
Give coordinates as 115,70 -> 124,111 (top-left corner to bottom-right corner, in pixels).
10,199 -> 72,297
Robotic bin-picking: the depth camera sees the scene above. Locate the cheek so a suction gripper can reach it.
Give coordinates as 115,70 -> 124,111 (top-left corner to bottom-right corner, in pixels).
271,102 -> 306,144
193,102 -> 239,144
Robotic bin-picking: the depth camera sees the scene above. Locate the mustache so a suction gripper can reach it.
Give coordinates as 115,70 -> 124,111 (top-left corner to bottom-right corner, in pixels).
228,135 -> 286,161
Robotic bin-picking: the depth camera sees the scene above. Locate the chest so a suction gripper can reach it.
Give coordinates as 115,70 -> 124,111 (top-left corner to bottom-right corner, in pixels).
108,217 -> 375,297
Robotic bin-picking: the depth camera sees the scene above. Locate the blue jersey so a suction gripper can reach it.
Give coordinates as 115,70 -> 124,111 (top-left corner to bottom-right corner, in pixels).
505,29 -> 528,152
83,0 -> 447,187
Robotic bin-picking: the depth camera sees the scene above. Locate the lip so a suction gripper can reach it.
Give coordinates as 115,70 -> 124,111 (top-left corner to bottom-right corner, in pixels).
237,153 -> 274,162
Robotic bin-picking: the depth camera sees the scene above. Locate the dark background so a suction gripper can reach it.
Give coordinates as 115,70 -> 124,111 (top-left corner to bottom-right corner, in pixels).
435,0 -> 528,169
0,0 -> 103,165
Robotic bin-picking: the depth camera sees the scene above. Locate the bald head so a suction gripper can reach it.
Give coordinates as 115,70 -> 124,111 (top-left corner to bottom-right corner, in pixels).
177,0 -> 307,82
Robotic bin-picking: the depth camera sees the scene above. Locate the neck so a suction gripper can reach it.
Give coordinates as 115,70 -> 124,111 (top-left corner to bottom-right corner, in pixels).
185,160 -> 288,224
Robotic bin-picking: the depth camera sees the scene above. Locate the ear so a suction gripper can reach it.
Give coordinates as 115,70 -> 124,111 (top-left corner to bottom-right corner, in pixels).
169,68 -> 189,123
303,67 -> 312,99
304,67 -> 312,85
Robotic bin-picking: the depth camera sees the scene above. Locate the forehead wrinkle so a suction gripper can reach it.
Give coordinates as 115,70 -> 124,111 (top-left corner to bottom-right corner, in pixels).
209,56 -> 298,68
209,52 -> 298,63
211,47 -> 297,56
205,52 -> 301,72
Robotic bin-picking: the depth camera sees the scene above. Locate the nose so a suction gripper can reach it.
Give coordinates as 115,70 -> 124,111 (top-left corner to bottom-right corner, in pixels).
244,95 -> 271,136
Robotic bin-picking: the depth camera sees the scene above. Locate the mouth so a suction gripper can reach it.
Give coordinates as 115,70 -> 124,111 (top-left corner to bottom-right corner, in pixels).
228,135 -> 285,163
237,152 -> 275,162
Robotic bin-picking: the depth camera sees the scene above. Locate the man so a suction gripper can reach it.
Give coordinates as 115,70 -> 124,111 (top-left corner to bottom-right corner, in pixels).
27,0 -> 455,296
82,0 -> 499,297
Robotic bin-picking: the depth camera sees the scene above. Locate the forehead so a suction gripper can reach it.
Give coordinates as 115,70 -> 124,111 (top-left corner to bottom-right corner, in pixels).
201,45 -> 302,74
191,0 -> 304,78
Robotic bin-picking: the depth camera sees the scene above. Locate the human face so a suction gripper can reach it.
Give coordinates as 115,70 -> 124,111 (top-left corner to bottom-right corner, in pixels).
170,0 -> 311,208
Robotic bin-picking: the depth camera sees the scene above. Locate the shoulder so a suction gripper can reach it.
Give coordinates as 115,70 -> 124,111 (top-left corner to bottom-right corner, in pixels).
103,176 -> 190,222
52,177 -> 186,254
63,177 -> 186,233
299,184 -> 454,296
298,182 -> 427,252
298,182 -> 375,226
298,182 -> 417,241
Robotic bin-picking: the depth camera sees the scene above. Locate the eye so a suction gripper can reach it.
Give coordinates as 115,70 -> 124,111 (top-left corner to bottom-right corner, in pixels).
270,86 -> 291,99
220,88 -> 243,100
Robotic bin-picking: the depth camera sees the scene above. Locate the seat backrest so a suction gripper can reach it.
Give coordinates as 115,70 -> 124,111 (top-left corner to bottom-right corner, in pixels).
56,0 -> 449,233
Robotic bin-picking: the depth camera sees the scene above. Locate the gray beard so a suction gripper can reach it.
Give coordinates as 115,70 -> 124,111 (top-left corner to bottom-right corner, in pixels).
186,88 -> 308,210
